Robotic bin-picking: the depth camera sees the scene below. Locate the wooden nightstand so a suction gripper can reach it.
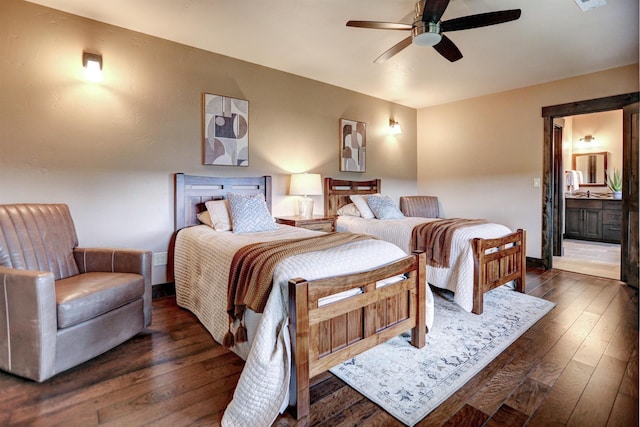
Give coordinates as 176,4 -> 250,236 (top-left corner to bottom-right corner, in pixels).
275,215 -> 337,232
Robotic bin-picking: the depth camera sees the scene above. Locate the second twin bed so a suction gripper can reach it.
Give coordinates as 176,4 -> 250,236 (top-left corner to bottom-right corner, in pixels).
324,177 -> 526,315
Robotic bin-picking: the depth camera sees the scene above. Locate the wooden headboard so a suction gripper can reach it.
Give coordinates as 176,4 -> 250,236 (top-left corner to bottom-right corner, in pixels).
174,173 -> 272,230
324,177 -> 381,216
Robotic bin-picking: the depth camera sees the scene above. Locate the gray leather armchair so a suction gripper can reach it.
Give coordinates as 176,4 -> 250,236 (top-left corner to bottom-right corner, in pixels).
0,203 -> 152,382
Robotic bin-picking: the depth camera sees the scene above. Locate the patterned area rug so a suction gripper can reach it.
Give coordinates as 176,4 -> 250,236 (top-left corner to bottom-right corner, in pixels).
330,286 -> 555,426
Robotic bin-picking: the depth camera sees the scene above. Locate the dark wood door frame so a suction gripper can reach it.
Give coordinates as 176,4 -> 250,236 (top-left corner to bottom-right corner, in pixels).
552,124 -> 564,257
622,102 -> 639,287
540,92 -> 640,277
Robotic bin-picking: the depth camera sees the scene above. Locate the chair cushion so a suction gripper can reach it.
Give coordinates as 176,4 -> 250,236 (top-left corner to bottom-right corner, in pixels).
55,272 -> 145,329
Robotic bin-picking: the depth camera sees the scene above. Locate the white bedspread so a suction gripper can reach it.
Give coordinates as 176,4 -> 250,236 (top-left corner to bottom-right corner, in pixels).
336,216 -> 512,312
174,224 -> 434,427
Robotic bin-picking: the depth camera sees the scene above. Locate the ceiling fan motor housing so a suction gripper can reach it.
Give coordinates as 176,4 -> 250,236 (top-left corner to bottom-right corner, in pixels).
412,21 -> 442,46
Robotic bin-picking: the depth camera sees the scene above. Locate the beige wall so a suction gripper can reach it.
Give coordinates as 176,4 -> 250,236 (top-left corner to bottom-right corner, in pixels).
0,0 -> 417,284
417,64 -> 639,258
2,0 -> 637,282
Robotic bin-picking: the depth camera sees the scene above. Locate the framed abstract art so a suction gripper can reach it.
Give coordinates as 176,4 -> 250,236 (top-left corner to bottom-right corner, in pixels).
202,93 -> 249,166
339,118 -> 366,172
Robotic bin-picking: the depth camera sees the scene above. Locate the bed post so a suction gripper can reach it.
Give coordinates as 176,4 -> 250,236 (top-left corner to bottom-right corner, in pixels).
288,278 -> 310,421
323,178 -> 332,216
472,238 -> 485,315
264,175 -> 273,213
411,251 -> 427,347
515,229 -> 527,293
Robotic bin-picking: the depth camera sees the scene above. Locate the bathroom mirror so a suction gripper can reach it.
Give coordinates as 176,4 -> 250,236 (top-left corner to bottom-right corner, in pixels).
572,151 -> 608,186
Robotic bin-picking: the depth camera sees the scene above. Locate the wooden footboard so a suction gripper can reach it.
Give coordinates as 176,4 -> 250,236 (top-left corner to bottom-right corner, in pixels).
287,251 -> 426,421
472,228 -> 526,314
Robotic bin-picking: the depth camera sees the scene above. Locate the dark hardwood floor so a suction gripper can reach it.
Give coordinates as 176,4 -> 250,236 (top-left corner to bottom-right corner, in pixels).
1,269 -> 637,426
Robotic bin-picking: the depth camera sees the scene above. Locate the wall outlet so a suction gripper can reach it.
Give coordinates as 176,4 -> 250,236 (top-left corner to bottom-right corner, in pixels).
153,252 -> 168,266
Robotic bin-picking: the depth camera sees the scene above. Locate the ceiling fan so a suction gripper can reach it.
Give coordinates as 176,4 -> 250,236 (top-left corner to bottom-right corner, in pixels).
346,0 -> 521,63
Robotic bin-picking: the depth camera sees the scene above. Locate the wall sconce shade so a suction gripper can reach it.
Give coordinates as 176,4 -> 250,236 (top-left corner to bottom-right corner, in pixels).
290,173 -> 322,218
83,52 -> 103,82
389,119 -> 402,135
579,134 -> 596,142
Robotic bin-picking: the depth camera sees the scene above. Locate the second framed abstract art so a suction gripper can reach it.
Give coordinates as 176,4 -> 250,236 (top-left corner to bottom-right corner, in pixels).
339,118 -> 366,172
202,93 -> 249,166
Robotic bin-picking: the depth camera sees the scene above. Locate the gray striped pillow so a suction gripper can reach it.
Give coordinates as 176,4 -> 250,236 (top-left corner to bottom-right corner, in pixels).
228,192 -> 278,234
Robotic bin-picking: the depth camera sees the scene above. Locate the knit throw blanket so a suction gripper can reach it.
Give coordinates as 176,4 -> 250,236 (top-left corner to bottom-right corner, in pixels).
411,218 -> 488,268
224,232 -> 374,346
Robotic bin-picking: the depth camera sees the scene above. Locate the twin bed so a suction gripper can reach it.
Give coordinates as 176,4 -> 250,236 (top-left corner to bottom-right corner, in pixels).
324,177 -> 526,315
173,174 -> 429,425
172,173 -> 526,425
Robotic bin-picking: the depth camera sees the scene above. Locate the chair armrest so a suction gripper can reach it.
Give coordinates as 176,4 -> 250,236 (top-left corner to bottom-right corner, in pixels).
73,248 -> 153,326
73,248 -> 151,275
0,266 -> 57,382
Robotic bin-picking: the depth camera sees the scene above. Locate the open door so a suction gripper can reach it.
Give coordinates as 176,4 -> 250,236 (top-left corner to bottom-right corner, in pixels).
621,102 -> 638,288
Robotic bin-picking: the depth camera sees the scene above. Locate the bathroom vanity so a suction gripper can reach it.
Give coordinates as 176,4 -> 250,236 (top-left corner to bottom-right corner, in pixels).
565,196 -> 622,243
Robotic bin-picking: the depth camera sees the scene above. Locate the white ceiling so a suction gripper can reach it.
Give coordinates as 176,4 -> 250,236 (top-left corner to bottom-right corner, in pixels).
25,0 -> 639,109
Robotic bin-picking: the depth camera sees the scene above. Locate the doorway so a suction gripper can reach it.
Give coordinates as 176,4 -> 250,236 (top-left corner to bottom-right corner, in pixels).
551,110 -> 623,279
540,92 -> 639,288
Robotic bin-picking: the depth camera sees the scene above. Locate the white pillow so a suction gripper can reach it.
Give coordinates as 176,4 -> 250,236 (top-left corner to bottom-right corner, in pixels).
349,194 -> 378,219
204,199 -> 232,231
197,210 -> 213,226
366,194 -> 404,220
336,203 -> 361,217
227,192 -> 278,234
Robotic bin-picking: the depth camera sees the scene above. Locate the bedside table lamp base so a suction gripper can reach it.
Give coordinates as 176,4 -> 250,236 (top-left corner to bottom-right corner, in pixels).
297,197 -> 314,218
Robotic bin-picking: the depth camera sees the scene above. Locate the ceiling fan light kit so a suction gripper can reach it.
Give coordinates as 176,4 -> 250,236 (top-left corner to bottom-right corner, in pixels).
347,0 -> 521,63
412,22 -> 442,46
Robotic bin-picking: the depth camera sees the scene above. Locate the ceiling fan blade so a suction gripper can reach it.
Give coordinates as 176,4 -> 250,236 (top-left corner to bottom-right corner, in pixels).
374,36 -> 413,63
433,34 -> 462,62
422,0 -> 451,23
441,9 -> 521,32
346,21 -> 412,30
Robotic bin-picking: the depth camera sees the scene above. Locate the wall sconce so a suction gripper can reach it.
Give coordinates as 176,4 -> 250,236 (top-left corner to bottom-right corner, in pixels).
579,134 -> 595,143
83,52 -> 103,82
289,173 -> 322,218
389,119 -> 402,135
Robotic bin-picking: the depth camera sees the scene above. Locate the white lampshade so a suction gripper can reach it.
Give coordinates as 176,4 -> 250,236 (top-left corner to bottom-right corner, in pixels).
290,173 -> 322,218
290,173 -> 322,197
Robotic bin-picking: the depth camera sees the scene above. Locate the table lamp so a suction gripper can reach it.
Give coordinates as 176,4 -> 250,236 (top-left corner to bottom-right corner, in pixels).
290,173 -> 322,218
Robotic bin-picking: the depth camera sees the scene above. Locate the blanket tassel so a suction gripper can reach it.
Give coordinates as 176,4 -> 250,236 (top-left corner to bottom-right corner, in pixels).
223,318 -> 235,348
223,330 -> 235,348
235,322 -> 248,343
